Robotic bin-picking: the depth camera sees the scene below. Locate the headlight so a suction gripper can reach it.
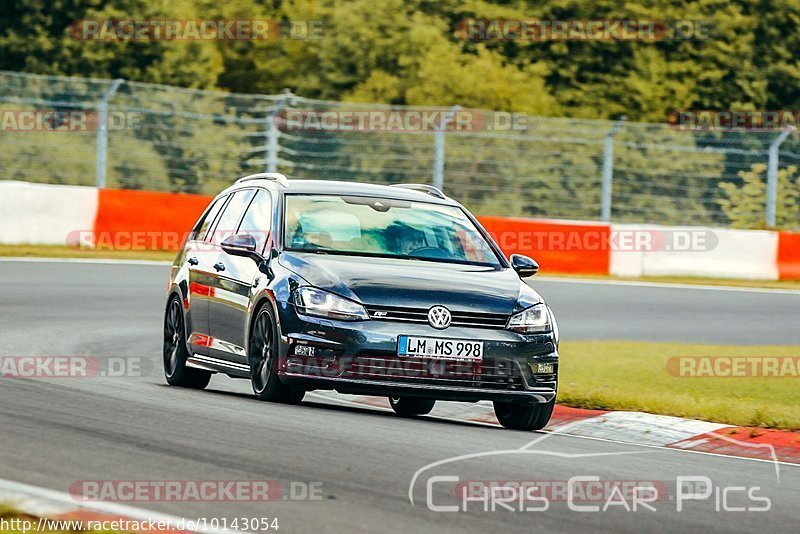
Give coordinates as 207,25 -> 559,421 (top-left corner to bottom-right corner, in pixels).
506,304 -> 550,334
550,307 -> 559,346
293,287 -> 369,321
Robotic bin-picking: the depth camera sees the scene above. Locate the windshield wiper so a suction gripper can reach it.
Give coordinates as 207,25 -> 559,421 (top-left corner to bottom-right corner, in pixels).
287,248 -> 498,267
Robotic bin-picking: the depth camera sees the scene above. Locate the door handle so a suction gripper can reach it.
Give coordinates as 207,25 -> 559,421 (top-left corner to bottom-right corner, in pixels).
214,262 -> 226,272
187,257 -> 199,266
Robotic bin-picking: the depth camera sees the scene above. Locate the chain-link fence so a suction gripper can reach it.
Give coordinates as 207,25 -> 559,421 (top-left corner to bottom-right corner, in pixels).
2,70 -> 798,229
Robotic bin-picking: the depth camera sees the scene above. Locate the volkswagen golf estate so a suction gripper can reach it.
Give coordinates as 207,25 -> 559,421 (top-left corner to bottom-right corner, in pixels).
163,173 -> 559,430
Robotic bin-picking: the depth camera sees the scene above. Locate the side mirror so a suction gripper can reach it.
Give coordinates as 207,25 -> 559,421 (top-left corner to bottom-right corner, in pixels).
510,254 -> 539,278
221,234 -> 263,263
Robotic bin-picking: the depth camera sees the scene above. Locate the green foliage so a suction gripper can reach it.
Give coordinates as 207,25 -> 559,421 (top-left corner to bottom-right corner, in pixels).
3,0 -> 800,227
0,102 -> 171,189
1,0 -> 225,89
3,0 -> 800,121
719,163 -> 800,229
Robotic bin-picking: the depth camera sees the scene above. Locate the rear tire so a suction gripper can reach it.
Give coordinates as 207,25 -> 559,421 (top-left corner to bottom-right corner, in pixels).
494,399 -> 555,431
163,297 -> 212,389
249,304 -> 305,404
389,397 -> 435,416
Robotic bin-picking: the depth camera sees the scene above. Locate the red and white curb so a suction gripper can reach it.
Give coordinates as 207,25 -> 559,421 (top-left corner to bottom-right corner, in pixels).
309,392 -> 800,465
0,479 -> 242,534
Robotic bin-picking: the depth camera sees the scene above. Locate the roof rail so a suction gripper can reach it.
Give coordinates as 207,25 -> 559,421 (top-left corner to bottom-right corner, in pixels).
388,183 -> 446,200
236,173 -> 289,187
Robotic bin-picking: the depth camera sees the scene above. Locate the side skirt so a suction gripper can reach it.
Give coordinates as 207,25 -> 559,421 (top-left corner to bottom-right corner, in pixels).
187,354 -> 250,378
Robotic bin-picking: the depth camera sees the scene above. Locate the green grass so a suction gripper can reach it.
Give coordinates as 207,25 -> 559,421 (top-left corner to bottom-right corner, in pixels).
0,245 -> 175,262
558,341 -> 800,430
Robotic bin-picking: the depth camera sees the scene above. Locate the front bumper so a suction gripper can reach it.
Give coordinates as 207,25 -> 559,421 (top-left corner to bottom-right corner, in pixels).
275,301 -> 558,404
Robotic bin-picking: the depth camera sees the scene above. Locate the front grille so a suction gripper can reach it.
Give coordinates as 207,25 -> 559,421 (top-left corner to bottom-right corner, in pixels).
343,354 -> 525,390
365,304 -> 509,329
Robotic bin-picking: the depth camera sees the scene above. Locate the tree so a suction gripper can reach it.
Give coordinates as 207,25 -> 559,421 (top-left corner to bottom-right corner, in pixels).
0,0 -> 224,89
719,163 -> 800,229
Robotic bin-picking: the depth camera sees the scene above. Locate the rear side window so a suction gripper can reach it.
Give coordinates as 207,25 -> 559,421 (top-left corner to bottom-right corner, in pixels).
209,189 -> 256,245
190,195 -> 227,242
237,190 -> 273,253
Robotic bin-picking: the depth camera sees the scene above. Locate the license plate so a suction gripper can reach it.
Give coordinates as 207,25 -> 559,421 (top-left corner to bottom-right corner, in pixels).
397,335 -> 483,360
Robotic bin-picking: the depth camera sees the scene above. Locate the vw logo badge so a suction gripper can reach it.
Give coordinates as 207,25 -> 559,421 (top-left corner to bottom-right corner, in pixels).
428,306 -> 452,329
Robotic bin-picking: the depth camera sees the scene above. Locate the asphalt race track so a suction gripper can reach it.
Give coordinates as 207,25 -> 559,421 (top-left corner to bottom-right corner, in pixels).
1,259 -> 798,533
534,276 -> 800,345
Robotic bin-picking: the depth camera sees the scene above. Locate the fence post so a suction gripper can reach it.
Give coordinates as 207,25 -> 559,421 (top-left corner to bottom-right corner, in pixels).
265,89 -> 292,173
600,119 -> 625,222
95,79 -> 124,189
766,127 -> 793,227
432,105 -> 460,191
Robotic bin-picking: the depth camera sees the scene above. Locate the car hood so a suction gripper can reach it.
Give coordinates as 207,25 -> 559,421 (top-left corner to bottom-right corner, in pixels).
279,252 -> 542,314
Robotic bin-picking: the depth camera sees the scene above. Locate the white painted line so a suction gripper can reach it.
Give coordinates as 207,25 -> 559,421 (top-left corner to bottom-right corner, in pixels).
0,257 -> 172,266
534,275 -> 800,295
0,478 -> 249,534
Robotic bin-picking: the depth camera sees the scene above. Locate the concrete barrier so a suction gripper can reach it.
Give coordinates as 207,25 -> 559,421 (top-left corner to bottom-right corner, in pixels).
610,224 -> 780,280
93,189 -> 212,250
478,216 -> 611,275
0,181 -> 98,246
778,231 -> 800,280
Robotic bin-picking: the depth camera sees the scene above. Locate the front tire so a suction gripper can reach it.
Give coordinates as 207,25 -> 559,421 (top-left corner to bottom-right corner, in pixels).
163,297 -> 212,389
494,399 -> 555,431
389,397 -> 435,416
249,305 -> 305,404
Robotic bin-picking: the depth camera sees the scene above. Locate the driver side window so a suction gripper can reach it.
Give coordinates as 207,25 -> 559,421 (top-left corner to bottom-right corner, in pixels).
209,189 -> 255,246
237,190 -> 273,254
190,195 -> 227,242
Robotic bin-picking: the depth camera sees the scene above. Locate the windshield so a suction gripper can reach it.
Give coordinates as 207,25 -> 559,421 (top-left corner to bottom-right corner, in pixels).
283,194 -> 502,267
